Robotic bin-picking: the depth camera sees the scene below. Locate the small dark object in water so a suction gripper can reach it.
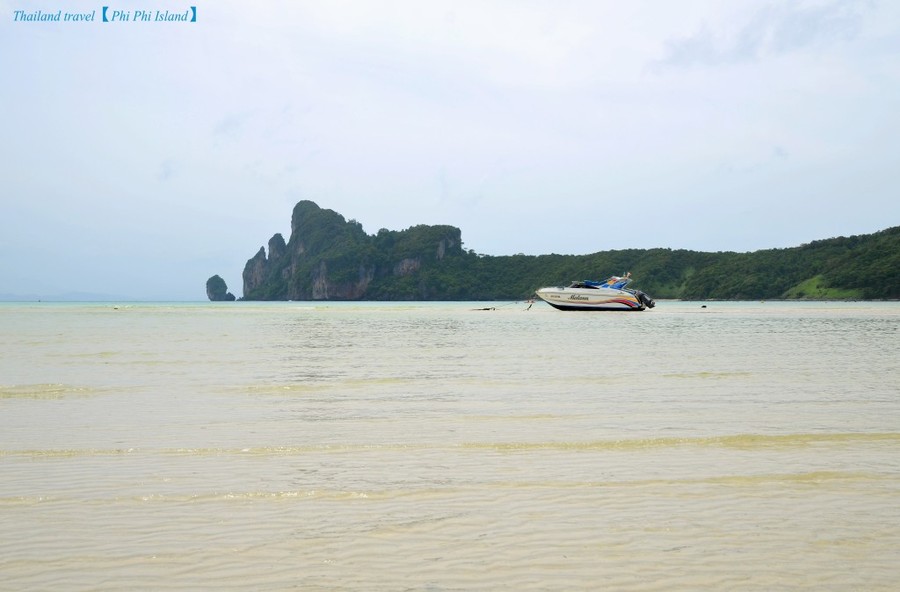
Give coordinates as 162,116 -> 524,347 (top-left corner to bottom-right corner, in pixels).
701,305 -> 707,308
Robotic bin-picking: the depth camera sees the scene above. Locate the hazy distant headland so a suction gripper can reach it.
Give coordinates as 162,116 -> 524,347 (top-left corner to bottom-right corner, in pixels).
0,291 -> 141,303
208,201 -> 899,302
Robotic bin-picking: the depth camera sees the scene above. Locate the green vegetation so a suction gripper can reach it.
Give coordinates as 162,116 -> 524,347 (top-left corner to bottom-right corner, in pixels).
215,201 -> 900,301
783,276 -> 863,300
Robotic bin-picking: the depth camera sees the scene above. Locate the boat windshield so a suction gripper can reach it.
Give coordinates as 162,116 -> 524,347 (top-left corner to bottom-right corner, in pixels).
601,276 -> 631,289
568,277 -> 632,290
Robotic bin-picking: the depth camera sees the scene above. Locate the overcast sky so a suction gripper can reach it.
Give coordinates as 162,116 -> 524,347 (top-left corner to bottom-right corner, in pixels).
2,0 -> 898,300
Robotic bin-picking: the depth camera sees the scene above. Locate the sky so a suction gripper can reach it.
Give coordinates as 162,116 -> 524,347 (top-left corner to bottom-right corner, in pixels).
1,0 -> 898,300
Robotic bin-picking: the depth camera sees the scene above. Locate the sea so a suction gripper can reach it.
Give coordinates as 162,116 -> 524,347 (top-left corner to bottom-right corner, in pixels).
1,300 -> 898,591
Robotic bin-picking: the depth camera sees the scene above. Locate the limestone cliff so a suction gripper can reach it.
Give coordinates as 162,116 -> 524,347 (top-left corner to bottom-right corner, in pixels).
241,200 -> 464,300
205,275 -> 235,301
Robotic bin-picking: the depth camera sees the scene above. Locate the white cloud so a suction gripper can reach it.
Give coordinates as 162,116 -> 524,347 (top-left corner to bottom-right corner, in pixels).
654,1 -> 867,68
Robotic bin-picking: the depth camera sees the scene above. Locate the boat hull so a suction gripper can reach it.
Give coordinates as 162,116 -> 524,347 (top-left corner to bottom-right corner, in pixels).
535,286 -> 647,311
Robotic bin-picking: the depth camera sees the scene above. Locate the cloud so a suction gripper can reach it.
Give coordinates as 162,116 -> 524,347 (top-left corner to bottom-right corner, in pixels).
654,1 -> 866,69
213,111 -> 255,141
157,158 -> 178,181
769,0 -> 864,53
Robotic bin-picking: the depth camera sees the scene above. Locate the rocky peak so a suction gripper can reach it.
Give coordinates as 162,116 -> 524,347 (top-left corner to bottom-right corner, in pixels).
206,275 -> 235,301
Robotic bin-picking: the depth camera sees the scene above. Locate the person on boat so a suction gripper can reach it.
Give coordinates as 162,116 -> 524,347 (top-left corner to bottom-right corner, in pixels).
605,272 -> 631,289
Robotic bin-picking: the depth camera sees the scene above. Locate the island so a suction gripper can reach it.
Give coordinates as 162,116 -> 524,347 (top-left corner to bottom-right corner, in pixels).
208,201 -> 900,301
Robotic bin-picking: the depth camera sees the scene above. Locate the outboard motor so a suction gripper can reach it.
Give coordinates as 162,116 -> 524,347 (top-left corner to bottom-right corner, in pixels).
636,291 -> 655,309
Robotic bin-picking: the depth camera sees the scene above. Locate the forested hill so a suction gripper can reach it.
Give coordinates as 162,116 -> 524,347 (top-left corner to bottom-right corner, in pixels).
208,201 -> 899,301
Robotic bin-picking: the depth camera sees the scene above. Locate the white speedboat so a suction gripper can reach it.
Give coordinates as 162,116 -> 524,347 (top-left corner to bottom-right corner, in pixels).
535,274 -> 655,311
